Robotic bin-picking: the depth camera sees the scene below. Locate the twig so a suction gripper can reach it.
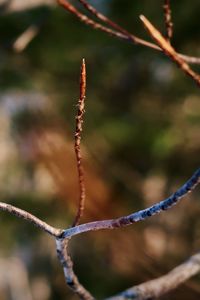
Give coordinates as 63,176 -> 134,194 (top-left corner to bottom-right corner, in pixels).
163,0 -> 173,41
73,58 -> 87,227
56,238 -> 95,300
13,25 -> 39,53
62,168 -> 200,238
57,0 -> 200,65
140,15 -> 200,87
0,202 -> 62,237
57,0 -> 127,41
77,0 -> 138,41
105,252 -> 200,300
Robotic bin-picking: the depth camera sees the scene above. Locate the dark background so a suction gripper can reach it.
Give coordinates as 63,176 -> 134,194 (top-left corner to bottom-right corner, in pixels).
0,0 -> 200,299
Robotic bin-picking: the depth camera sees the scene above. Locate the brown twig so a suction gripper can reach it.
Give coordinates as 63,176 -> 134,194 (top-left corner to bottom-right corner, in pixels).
77,0 -> 138,41
57,0 -> 200,65
163,0 -> 173,41
73,58 -> 87,226
105,252 -> 200,300
57,0 -> 127,41
56,238 -> 95,300
140,15 -> 200,87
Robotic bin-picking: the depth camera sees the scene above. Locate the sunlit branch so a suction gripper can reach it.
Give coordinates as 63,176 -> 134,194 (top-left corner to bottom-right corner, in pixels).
57,0 -> 200,65
140,15 -> 200,87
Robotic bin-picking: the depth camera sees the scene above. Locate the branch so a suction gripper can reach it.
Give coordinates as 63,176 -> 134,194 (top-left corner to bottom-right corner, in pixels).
57,0 -> 127,41
56,238 -> 95,300
62,168 -> 200,238
73,58 -> 87,226
140,15 -> 200,87
0,202 -> 62,237
105,252 -> 200,300
57,0 -> 200,65
77,0 -> 138,43
163,0 -> 173,41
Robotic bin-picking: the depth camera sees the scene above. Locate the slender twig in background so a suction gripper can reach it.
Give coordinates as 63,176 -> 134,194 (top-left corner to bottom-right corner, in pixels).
0,202 -> 62,237
13,25 -> 39,53
56,238 -> 94,300
140,15 -> 200,87
57,0 -> 200,65
163,0 -> 173,41
73,58 -> 86,227
105,252 -> 200,300
61,168 -> 200,238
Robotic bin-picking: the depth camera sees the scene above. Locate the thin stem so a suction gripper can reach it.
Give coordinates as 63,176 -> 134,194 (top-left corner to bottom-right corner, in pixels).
105,252 -> 200,300
77,0 -> 138,42
140,15 -> 200,87
57,0 -> 200,65
56,238 -> 95,300
73,58 -> 87,226
57,0 -> 127,40
62,168 -> 200,238
163,0 -> 173,41
0,202 -> 62,237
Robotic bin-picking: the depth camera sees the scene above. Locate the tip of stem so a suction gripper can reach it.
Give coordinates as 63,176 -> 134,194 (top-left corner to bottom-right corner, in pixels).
139,15 -> 145,21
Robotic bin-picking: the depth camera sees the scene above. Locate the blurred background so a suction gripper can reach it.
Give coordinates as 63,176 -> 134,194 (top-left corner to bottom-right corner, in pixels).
0,0 -> 200,299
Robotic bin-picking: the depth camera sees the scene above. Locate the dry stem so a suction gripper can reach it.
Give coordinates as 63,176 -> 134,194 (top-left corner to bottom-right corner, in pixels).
140,15 -> 200,87
57,0 -> 200,65
57,0 -> 127,40
163,0 -> 173,41
73,58 -> 87,226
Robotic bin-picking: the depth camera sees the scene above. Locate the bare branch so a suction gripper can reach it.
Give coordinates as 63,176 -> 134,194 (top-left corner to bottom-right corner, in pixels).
62,168 -> 200,238
77,0 -> 138,42
140,15 -> 200,87
73,58 -> 87,226
105,252 -> 200,300
3,164 -> 196,298
0,202 -> 62,237
163,0 -> 173,41
57,0 -> 200,65
56,238 -> 95,300
57,0 -> 127,41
